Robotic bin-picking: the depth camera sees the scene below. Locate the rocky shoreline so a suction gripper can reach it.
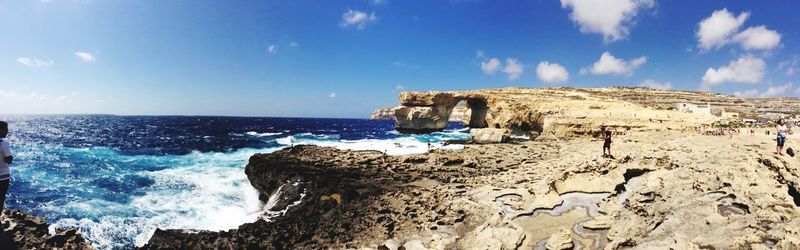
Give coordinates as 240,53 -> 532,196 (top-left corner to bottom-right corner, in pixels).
139,87 -> 800,248
141,130 -> 800,249
0,210 -> 94,249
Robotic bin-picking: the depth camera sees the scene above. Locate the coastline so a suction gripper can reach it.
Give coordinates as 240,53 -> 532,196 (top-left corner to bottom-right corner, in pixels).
142,131 -> 800,249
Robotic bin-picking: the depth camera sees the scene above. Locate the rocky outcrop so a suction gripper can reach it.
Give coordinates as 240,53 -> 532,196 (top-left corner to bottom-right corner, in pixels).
470,128 -> 510,144
392,88 -> 726,137
393,92 -> 491,134
372,103 -> 471,122
143,143 -> 560,249
393,92 -> 461,133
0,210 -> 94,250
144,127 -> 800,249
370,107 -> 396,120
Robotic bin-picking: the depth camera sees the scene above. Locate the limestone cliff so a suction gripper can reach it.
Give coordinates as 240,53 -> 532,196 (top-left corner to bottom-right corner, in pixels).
370,107 -> 396,120
371,103 -> 470,123
392,87 -> 800,137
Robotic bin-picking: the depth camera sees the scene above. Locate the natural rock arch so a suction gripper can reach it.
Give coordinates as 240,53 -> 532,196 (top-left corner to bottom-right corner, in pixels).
393,92 -> 493,134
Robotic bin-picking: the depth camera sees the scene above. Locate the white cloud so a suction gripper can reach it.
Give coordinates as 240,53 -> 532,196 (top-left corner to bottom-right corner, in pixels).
582,51 -> 646,76
535,61 -> 569,84
17,57 -> 53,67
761,83 -> 792,98
696,9 -> 781,51
475,50 -> 485,59
502,58 -> 524,81
0,91 -> 16,98
733,89 -> 760,98
74,52 -> 96,62
560,0 -> 654,42
328,92 -> 337,98
701,56 -> 765,89
289,42 -> 300,48
734,26 -> 781,50
267,44 -> 278,54
340,10 -> 378,30
638,79 -> 672,90
480,58 -> 501,75
779,57 -> 799,76
395,85 -> 405,91
696,9 -> 749,50
370,0 -> 389,6
735,83 -> 792,98
25,92 -> 49,101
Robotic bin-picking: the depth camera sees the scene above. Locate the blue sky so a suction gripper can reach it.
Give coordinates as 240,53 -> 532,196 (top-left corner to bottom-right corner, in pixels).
1,0 -> 798,118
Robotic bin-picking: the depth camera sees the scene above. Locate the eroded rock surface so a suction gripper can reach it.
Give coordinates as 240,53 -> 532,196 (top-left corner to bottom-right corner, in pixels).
144,130 -> 800,249
0,210 -> 94,250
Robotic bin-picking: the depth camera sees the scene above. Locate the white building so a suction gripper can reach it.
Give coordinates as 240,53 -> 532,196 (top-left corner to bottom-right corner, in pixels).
676,103 -> 712,116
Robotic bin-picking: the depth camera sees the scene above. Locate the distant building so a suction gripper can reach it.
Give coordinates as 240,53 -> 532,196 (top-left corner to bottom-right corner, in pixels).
743,119 -> 757,126
676,103 -> 712,116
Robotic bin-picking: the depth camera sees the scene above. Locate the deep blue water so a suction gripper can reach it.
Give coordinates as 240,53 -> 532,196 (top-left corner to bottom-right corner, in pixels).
0,115 -> 468,249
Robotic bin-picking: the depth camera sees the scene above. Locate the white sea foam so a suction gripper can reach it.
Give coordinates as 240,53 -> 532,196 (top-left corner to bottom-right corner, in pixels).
45,129 -> 470,249
245,131 -> 283,137
49,147 -> 281,249
275,131 -> 470,155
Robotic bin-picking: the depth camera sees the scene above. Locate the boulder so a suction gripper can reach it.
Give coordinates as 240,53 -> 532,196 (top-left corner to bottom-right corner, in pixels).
545,229 -> 574,250
470,128 -> 511,144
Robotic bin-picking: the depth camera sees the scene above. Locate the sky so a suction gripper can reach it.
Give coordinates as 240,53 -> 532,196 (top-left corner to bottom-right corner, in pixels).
0,0 -> 799,118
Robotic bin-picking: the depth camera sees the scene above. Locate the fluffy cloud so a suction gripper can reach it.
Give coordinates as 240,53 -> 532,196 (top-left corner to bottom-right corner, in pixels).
289,42 -> 300,48
328,92 -> 337,98
734,26 -> 781,50
340,10 -> 378,30
502,58 -> 524,81
735,83 -> 792,98
480,58 -> 501,75
74,52 -> 95,62
17,57 -> 53,67
267,44 -> 278,54
560,0 -> 654,42
696,9 -> 781,51
582,52 -> 646,76
639,79 -> 672,90
536,61 -> 569,84
696,9 -> 749,50
701,56 -> 765,89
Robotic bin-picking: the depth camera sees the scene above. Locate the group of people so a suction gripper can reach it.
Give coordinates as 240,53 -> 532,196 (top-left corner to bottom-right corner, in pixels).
601,118 -> 796,158
701,127 -> 741,137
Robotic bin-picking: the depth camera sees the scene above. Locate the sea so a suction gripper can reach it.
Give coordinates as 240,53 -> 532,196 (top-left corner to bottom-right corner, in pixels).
0,115 -> 470,249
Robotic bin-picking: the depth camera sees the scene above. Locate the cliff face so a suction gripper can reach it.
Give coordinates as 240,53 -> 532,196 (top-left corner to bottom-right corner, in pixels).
372,103 -> 470,123
370,107 -> 396,120
391,87 -> 800,137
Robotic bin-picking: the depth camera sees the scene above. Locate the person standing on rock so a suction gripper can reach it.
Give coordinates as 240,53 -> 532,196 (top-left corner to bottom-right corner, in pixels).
0,121 -> 13,215
603,130 -> 614,159
777,118 -> 792,155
